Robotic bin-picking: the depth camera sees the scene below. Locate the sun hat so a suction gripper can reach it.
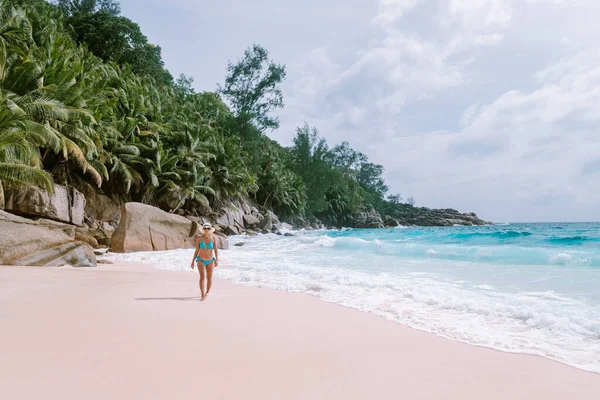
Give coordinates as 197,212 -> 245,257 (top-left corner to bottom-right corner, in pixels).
202,222 -> 215,233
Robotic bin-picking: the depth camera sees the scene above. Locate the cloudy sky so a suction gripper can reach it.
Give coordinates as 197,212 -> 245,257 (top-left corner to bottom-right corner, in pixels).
120,0 -> 600,222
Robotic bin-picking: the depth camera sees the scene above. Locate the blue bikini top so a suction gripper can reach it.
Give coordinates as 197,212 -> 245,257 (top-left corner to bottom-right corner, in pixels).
199,238 -> 214,249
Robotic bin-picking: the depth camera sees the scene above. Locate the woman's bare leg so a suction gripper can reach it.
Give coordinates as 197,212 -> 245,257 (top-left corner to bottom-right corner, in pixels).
205,263 -> 214,297
198,264 -> 206,299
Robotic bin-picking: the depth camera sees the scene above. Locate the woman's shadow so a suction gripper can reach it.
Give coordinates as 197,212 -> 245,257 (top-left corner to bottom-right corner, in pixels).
135,296 -> 202,301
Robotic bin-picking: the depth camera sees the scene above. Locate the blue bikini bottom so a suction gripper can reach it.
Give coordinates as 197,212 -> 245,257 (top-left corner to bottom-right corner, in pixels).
196,256 -> 215,266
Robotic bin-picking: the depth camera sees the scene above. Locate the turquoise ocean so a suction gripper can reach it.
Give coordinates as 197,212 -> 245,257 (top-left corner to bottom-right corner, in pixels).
107,222 -> 600,373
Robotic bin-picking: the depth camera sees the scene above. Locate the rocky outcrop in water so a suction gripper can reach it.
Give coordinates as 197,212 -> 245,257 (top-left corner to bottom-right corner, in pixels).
210,200 -> 287,235
3,184 -> 85,226
393,205 -> 491,226
258,210 -> 280,233
214,202 -> 247,235
243,213 -> 261,228
335,204 -> 492,229
353,208 -> 385,229
383,215 -> 400,227
0,210 -> 96,267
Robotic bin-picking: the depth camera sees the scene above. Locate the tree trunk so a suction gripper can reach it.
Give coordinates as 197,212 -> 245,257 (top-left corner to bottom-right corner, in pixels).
263,190 -> 274,208
0,180 -> 4,210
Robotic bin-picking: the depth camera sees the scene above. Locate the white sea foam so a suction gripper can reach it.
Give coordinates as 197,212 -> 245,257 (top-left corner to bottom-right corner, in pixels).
549,252 -> 572,264
311,236 -> 337,247
104,231 -> 600,373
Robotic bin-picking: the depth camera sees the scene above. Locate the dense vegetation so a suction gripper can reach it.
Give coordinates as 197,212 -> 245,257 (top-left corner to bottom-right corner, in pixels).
1,0 -> 416,227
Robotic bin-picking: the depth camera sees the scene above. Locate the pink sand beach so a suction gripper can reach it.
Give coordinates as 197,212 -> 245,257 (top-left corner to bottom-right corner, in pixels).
1,262 -> 599,399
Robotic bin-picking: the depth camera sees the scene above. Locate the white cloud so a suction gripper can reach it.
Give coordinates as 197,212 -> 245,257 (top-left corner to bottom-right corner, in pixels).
279,0 -> 520,150
276,0 -> 600,221
445,0 -> 513,29
280,0 -> 508,144
382,47 -> 600,221
372,0 -> 422,27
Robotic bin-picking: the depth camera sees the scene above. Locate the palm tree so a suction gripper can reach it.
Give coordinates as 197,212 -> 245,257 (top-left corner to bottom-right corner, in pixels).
205,135 -> 256,206
0,2 -> 51,188
1,1 -> 103,188
0,100 -> 53,190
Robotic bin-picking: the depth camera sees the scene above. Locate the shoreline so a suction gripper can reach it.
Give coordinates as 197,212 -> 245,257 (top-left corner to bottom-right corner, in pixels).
104,239 -> 600,376
2,262 -> 599,399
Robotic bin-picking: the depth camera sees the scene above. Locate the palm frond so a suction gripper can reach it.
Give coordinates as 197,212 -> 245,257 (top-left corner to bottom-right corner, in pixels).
0,162 -> 53,191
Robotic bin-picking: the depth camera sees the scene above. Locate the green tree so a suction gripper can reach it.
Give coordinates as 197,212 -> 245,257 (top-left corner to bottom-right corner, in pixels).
218,44 -> 286,138
388,193 -> 402,205
289,123 -> 331,216
173,73 -> 195,102
1,3 -> 102,188
58,1 -> 172,84
205,135 -> 257,207
0,96 -> 53,190
356,161 -> 388,198
56,0 -> 120,16
329,141 -> 364,178
257,159 -> 305,218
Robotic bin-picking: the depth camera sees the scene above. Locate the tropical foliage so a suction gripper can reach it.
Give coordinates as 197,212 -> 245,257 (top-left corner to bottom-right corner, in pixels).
1,0 -> 414,226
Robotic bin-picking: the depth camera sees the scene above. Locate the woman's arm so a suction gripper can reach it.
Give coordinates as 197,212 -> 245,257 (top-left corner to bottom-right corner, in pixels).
191,236 -> 200,269
213,235 -> 219,267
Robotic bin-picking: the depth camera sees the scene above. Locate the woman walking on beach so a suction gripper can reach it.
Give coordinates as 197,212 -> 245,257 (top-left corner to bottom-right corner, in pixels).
191,223 -> 219,300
